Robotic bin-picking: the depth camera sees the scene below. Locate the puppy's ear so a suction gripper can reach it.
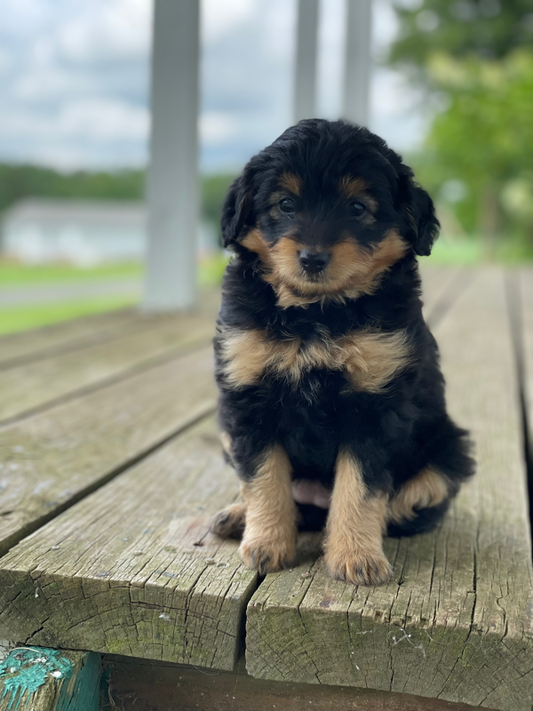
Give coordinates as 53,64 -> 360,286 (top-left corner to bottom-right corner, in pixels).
397,167 -> 440,257
221,167 -> 256,249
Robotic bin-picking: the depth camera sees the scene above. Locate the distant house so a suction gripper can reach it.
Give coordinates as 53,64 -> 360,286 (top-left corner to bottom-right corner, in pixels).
0,198 -> 218,266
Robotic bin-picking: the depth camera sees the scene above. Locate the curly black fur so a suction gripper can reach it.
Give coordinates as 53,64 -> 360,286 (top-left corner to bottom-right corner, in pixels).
214,119 -> 474,539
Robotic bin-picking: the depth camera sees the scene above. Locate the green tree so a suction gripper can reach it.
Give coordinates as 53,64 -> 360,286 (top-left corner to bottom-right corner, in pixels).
414,50 -> 533,253
389,0 -> 533,83
388,0 -> 533,258
0,164 -> 145,213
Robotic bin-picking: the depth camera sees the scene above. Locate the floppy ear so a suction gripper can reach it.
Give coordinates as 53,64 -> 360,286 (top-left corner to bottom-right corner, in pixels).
221,167 -> 256,249
397,168 -> 440,257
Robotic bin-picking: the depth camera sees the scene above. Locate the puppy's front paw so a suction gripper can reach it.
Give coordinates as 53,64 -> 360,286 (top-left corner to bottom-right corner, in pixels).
239,531 -> 296,574
326,547 -> 392,587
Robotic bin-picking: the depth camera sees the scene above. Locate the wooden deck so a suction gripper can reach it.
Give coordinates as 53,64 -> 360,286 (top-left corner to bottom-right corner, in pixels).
0,267 -> 532,711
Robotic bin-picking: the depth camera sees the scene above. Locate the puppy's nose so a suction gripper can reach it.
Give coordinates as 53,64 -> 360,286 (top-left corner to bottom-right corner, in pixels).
299,250 -> 330,273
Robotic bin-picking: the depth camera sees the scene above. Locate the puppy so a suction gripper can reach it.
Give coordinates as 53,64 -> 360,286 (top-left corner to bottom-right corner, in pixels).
211,119 -> 474,586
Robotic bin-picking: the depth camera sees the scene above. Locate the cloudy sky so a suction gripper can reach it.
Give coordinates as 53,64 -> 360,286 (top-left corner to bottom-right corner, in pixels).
0,0 -> 426,173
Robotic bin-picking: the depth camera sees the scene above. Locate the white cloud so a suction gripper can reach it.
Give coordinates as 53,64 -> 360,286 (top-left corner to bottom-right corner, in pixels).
53,1 -> 151,65
200,112 -> 238,144
202,0 -> 255,42
0,0 -> 424,171
0,99 -> 148,142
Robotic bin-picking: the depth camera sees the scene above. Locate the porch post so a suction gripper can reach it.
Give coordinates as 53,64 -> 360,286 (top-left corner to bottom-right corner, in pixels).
342,0 -> 372,127
293,0 -> 320,123
143,0 -> 200,312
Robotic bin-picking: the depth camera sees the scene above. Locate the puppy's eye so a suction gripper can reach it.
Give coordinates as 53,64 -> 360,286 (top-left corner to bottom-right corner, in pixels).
279,198 -> 296,215
350,201 -> 366,217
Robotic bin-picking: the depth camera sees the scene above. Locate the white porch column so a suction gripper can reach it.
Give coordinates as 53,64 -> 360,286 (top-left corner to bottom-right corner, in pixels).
143,0 -> 200,312
342,0 -> 372,127
293,0 -> 320,123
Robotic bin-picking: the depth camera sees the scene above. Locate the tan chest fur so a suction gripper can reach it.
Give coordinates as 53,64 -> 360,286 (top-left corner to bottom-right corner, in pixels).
219,326 -> 412,393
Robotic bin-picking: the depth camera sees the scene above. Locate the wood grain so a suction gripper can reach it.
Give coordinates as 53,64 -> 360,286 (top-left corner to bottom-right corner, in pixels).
0,308 -> 137,368
0,418 -> 256,670
419,266 -> 461,323
0,311 -> 216,423
245,269 -> 533,711
0,345 -> 217,556
0,289 -> 221,370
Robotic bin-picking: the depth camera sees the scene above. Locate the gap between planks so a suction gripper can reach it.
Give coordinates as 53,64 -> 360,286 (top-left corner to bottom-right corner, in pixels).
0,345 -> 218,557
0,308 -> 138,371
0,312 -> 216,426
0,289 -> 221,371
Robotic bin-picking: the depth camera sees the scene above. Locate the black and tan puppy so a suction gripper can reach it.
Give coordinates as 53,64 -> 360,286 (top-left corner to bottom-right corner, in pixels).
211,119 -> 473,586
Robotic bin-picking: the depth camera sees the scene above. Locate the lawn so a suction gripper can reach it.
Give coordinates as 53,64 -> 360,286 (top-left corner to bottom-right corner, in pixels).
0,255 -> 228,336
0,261 -> 143,288
0,296 -> 138,336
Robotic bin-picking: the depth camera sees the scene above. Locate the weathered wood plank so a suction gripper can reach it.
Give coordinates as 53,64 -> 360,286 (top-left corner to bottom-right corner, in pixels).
0,289 -> 221,371
0,417 -> 256,671
419,266 -> 460,323
0,647 -> 100,711
0,308 -> 137,368
0,345 -> 217,556
246,269 -> 533,711
103,655 -> 481,711
0,311 -> 215,423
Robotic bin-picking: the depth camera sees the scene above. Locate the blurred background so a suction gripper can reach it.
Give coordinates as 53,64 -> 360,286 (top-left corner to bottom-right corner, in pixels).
0,0 -> 532,334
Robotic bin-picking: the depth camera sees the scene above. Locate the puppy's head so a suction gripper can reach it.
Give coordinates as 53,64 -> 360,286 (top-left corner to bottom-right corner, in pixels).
222,119 -> 439,307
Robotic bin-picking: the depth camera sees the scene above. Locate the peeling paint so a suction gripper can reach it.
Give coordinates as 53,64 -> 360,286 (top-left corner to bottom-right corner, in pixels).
0,648 -> 73,711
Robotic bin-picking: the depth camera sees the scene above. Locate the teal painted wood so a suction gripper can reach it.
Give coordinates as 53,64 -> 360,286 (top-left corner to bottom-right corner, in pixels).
0,647 -> 100,711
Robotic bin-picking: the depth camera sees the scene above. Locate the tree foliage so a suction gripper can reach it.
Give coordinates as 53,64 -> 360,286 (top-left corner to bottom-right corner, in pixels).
389,0 -> 533,253
389,0 -> 533,78
414,50 -> 533,242
0,164 -> 145,213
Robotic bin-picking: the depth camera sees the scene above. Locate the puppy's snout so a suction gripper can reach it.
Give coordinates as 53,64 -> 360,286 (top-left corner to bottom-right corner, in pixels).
298,250 -> 330,274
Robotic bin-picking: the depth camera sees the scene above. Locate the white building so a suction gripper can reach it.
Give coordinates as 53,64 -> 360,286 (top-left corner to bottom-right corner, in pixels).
0,198 -> 218,267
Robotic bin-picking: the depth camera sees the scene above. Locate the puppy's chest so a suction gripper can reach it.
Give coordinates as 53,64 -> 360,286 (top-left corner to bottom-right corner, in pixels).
218,321 -> 411,395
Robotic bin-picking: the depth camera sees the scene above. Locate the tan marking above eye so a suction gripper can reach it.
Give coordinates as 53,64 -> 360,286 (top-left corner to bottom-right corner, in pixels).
278,172 -> 302,196
339,176 -> 368,197
218,324 -> 412,392
339,176 -> 379,214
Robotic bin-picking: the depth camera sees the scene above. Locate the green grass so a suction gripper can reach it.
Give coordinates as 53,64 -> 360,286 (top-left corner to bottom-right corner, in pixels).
0,256 -> 230,336
421,234 -> 533,266
0,295 -> 139,336
0,261 -> 143,288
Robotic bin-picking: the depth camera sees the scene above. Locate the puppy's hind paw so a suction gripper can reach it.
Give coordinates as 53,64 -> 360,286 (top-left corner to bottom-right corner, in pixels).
210,503 -> 246,539
326,548 -> 392,587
